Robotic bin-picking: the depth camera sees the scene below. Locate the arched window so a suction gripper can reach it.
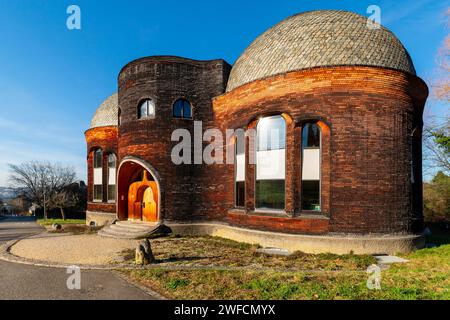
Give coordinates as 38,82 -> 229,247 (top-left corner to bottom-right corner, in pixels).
118,108 -> 122,126
173,99 -> 192,119
138,99 -> 156,119
256,116 -> 286,210
107,154 -> 117,202
93,149 -> 103,202
302,122 -> 321,211
235,129 -> 245,208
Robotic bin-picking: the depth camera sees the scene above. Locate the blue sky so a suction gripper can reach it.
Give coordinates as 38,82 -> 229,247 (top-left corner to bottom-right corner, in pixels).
0,0 -> 448,186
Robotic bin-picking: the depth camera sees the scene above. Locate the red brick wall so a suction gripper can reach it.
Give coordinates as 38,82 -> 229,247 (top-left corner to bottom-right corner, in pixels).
85,126 -> 118,213
213,66 -> 428,234
227,211 -> 329,234
88,60 -> 428,235
118,56 -> 231,222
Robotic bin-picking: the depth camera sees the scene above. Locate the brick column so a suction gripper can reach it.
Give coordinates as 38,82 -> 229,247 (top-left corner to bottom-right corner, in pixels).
294,125 -> 303,215
318,121 -> 331,216
245,122 -> 257,212
285,116 -> 295,215
87,151 -> 93,203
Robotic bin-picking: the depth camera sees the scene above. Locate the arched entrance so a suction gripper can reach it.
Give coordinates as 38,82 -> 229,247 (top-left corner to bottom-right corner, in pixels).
117,159 -> 160,222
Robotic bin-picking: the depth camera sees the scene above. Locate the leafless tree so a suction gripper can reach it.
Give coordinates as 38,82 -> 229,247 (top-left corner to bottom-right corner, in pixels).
8,161 -> 76,220
424,120 -> 450,175
431,8 -> 450,103
47,190 -> 79,220
424,9 -> 450,176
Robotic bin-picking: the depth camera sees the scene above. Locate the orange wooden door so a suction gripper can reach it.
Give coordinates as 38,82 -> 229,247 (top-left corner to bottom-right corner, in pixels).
142,187 -> 157,222
128,182 -> 139,220
133,202 -> 142,221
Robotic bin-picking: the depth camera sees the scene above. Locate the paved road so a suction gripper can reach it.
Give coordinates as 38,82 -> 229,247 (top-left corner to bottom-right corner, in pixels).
0,216 -> 155,300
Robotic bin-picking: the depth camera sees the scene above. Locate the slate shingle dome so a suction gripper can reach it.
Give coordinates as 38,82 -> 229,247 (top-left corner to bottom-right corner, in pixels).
226,10 -> 416,92
89,93 -> 119,129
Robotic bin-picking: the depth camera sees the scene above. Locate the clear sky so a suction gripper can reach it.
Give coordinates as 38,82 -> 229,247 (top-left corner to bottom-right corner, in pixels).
0,0 -> 448,186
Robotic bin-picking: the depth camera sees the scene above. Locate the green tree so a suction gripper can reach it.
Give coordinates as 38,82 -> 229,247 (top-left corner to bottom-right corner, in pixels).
423,171 -> 450,222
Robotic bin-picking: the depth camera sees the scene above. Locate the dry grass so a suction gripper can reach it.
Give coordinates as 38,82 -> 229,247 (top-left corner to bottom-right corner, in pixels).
120,235 -> 450,300
118,235 -> 375,271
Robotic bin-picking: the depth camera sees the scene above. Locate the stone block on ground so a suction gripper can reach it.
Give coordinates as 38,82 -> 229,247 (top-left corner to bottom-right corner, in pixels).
135,239 -> 155,265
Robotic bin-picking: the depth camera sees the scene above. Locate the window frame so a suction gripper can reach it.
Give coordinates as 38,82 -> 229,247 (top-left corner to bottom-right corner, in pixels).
93,149 -> 103,203
301,122 -> 322,213
107,153 -> 117,203
234,129 -> 246,209
255,115 -> 287,212
137,99 -> 156,120
173,98 -> 193,120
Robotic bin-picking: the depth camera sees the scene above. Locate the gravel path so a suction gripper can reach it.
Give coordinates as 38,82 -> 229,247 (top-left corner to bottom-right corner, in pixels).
10,234 -> 138,266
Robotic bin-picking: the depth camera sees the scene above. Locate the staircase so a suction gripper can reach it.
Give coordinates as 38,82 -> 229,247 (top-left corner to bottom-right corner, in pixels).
98,221 -> 169,239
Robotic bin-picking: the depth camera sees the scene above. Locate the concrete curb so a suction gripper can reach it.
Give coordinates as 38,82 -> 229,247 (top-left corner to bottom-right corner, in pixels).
0,239 -> 139,271
0,233 -> 385,273
0,233 -> 168,300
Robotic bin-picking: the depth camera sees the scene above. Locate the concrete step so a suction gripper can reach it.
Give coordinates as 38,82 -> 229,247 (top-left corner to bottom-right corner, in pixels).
98,221 -> 168,240
98,228 -> 149,239
98,229 -> 145,240
109,224 -> 154,233
115,221 -> 159,230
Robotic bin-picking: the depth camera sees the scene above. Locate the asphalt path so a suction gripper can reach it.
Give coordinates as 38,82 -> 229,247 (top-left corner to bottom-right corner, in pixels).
0,216 -> 156,300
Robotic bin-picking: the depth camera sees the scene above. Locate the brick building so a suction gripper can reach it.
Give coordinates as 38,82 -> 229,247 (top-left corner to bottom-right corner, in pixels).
85,11 -> 428,254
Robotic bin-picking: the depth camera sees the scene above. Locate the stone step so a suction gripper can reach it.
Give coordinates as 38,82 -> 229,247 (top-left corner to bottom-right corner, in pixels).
98,221 -> 168,240
98,229 -> 145,240
98,228 -> 149,239
116,221 -> 159,230
110,224 -> 154,233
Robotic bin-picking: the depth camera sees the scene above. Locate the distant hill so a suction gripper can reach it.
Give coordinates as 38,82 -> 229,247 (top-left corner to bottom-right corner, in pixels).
0,187 -> 17,200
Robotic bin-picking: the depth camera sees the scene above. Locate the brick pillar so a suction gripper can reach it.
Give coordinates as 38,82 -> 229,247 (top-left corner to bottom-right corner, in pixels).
245,122 -> 257,212
294,125 -> 303,215
87,151 -> 93,203
318,121 -> 331,216
285,116 -> 295,215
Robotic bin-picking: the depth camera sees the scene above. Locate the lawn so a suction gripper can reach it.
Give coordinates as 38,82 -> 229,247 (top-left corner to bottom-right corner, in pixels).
37,218 -> 86,226
120,235 -> 450,300
121,237 -> 450,300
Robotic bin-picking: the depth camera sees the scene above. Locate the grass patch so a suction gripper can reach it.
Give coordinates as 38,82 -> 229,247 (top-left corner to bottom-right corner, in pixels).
120,235 -> 450,300
117,235 -> 375,270
37,219 -> 86,226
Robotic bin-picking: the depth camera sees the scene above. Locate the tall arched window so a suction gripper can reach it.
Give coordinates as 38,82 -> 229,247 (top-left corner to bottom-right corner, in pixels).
138,99 -> 156,119
173,99 -> 192,119
256,116 -> 286,210
107,154 -> 117,202
302,122 -> 321,211
93,149 -> 103,202
118,108 -> 122,126
235,129 -> 245,208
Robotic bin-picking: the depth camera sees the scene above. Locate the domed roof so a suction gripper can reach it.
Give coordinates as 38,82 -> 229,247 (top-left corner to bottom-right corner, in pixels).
226,10 -> 416,92
89,93 -> 119,129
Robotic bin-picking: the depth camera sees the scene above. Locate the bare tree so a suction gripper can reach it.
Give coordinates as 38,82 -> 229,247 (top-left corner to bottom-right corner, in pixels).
8,161 -> 76,220
432,9 -> 450,103
424,120 -> 450,175
48,190 -> 79,220
424,9 -> 450,176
